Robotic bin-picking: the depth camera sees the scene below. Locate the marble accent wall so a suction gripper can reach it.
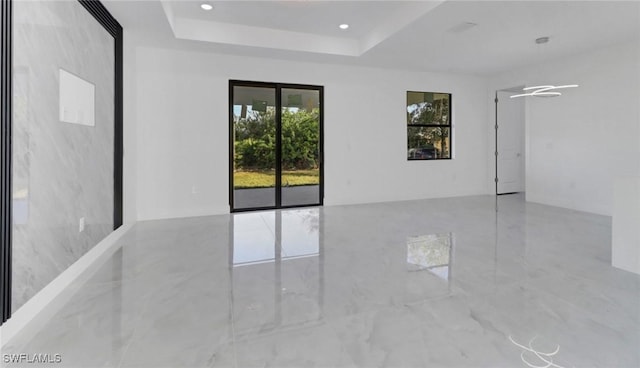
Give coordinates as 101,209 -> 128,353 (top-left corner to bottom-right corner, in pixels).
12,0 -> 115,311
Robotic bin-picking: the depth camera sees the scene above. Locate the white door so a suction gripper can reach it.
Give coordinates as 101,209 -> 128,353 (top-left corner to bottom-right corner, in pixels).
496,91 -> 525,194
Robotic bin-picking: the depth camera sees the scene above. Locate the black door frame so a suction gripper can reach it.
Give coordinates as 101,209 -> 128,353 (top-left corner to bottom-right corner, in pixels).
229,80 -> 324,212
1,0 -> 14,326
0,0 -> 122,326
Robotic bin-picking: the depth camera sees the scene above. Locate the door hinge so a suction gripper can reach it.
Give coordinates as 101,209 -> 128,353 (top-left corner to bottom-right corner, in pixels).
495,151 -> 499,156
495,124 -> 498,130
495,177 -> 499,183
495,98 -> 499,103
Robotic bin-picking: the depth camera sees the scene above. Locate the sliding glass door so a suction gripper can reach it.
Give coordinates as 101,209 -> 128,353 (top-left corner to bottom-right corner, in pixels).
280,88 -> 321,207
231,85 -> 277,209
230,81 -> 323,211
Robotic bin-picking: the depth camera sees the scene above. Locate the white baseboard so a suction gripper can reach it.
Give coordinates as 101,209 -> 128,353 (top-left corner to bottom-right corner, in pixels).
0,223 -> 134,348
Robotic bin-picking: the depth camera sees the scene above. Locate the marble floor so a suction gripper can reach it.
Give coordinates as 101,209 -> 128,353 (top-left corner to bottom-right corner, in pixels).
3,194 -> 640,367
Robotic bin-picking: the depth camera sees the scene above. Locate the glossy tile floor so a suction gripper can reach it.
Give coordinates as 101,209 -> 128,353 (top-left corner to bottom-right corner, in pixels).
3,195 -> 640,367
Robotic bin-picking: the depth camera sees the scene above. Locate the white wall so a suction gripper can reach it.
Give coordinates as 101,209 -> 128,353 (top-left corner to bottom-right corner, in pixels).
612,177 -> 640,275
125,38 -> 490,221
489,40 -> 640,216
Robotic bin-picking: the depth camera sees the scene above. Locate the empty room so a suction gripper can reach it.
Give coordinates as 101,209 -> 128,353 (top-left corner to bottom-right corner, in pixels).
1,0 -> 639,367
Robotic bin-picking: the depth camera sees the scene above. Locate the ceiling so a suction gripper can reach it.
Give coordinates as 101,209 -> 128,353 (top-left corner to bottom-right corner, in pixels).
170,1 -> 404,39
103,0 -> 640,75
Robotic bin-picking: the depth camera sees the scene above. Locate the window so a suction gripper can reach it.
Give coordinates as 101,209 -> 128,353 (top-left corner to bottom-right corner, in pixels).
406,91 -> 452,160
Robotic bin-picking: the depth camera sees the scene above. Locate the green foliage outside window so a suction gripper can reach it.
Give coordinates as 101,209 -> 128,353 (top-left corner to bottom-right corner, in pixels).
234,108 -> 320,170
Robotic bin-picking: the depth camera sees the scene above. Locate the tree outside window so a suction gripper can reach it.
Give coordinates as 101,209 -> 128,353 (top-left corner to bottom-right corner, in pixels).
406,91 -> 452,160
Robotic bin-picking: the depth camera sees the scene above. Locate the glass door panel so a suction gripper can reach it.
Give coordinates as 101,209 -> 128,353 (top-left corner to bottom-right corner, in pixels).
280,88 -> 321,207
232,86 -> 277,209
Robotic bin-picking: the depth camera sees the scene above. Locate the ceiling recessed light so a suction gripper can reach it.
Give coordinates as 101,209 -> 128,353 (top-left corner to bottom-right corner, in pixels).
339,24 -> 349,30
201,3 -> 213,11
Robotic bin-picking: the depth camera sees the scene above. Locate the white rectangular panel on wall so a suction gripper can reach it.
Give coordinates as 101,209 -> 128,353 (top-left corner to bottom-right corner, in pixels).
59,69 -> 95,126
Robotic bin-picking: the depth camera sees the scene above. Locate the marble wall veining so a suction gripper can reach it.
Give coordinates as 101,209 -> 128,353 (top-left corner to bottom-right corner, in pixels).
12,0 -> 115,311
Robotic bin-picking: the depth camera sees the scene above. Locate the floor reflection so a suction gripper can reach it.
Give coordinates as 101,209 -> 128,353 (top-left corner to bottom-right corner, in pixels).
281,210 -> 320,260
230,208 -> 324,338
232,212 -> 276,266
509,335 -> 569,368
407,233 -> 453,280
405,232 -> 454,302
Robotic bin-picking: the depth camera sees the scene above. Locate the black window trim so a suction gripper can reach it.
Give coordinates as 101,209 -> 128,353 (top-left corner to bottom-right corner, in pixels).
406,90 -> 453,161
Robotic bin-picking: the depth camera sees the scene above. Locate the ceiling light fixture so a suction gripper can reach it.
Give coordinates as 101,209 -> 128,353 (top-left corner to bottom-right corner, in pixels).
510,84 -> 579,98
339,24 -> 349,30
509,38 -> 578,98
200,3 -> 213,11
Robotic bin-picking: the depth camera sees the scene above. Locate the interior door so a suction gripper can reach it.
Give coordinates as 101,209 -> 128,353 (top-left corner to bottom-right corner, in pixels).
496,91 -> 525,194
